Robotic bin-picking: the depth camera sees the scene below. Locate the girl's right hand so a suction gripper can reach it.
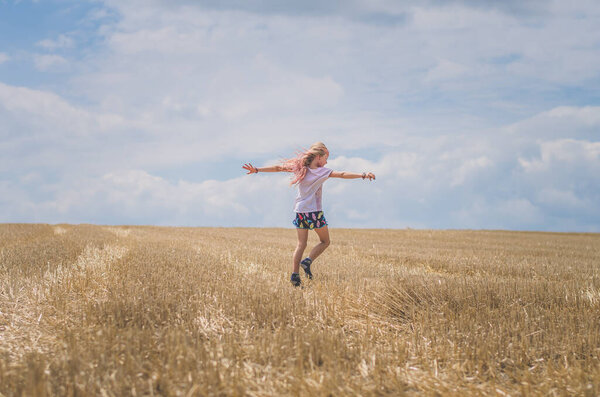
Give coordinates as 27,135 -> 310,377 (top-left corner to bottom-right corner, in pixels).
364,172 -> 376,181
243,163 -> 258,174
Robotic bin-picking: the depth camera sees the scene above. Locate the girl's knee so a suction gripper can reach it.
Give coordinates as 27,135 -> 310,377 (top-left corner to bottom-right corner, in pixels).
321,239 -> 330,247
297,242 -> 308,250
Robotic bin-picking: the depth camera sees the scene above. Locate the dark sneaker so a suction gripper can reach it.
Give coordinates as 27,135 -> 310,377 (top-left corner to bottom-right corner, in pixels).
290,273 -> 301,287
300,258 -> 313,279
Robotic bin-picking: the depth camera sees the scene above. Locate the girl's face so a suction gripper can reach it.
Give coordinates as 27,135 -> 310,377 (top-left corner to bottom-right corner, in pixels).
318,152 -> 329,167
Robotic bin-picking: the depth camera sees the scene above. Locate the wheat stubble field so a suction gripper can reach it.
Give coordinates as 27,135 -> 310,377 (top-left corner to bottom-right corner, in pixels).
0,224 -> 599,396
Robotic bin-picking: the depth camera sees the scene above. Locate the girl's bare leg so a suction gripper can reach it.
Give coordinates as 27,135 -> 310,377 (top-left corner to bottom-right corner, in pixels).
293,228 -> 309,273
308,226 -> 330,261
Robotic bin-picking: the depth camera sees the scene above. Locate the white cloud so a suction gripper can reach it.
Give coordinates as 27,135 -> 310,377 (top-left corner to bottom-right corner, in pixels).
328,153 -> 421,181
424,59 -> 469,83
33,54 -> 68,71
411,3 -> 600,86
0,81 -> 125,139
497,198 -> 543,224
14,169 -> 296,226
507,106 -> 600,141
518,139 -> 600,173
411,5 -> 505,31
535,188 -> 590,210
36,34 -> 75,50
0,53 -> 9,64
449,197 -> 545,230
546,106 -> 600,126
450,156 -> 492,187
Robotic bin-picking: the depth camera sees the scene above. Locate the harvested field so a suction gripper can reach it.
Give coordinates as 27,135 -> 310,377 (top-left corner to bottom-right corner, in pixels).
1,224 -> 599,395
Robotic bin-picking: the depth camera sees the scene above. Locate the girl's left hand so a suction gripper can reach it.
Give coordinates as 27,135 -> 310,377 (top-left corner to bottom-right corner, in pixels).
365,172 -> 376,181
243,163 -> 258,174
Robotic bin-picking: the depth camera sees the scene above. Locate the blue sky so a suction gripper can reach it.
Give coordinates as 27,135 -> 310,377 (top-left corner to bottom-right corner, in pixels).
1,0 -> 599,231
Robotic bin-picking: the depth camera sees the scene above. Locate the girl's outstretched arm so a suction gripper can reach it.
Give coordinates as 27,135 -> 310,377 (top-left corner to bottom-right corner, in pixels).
329,171 -> 376,180
243,163 -> 287,174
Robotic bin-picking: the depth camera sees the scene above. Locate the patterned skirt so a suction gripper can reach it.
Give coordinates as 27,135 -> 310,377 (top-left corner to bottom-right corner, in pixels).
293,211 -> 328,230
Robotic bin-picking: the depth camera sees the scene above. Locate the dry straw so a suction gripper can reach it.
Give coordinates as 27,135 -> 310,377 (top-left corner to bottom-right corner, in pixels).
0,224 -> 599,395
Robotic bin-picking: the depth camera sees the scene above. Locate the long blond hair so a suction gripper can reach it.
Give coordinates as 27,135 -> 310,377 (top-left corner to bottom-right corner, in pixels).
281,142 -> 329,186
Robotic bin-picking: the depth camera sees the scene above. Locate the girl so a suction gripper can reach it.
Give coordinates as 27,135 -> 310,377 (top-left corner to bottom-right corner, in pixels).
242,142 -> 376,287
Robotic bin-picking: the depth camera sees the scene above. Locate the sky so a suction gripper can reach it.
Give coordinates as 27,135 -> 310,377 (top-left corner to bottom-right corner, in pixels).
0,0 -> 599,232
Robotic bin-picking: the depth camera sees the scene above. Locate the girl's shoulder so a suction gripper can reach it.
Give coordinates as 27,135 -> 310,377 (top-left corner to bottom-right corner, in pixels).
308,166 -> 333,176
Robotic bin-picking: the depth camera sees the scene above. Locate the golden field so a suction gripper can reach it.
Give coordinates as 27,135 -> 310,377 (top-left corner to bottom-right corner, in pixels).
0,223 -> 599,396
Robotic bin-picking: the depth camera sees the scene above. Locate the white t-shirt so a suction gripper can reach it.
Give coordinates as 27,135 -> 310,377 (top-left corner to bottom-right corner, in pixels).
293,166 -> 333,213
